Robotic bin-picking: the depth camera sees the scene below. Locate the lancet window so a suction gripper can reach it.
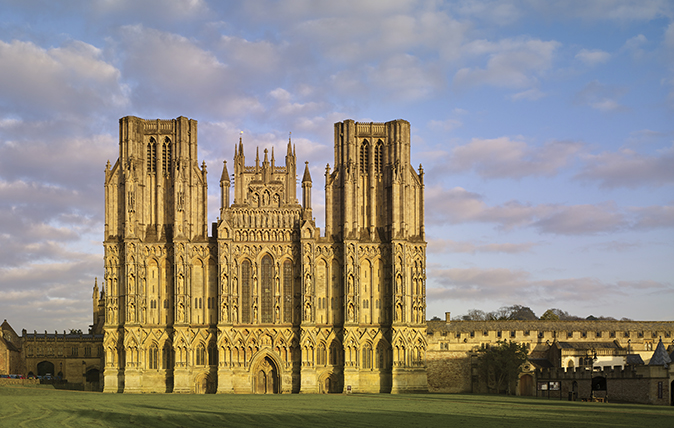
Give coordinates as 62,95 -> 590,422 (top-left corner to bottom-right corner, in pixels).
283,260 -> 293,323
162,137 -> 171,175
261,255 -> 273,323
375,140 -> 383,174
147,137 -> 156,173
360,141 -> 370,174
241,260 -> 251,323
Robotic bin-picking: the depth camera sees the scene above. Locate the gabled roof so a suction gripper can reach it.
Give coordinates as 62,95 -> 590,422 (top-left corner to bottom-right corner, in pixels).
0,335 -> 20,353
528,358 -> 554,369
625,354 -> 645,365
648,339 -> 672,366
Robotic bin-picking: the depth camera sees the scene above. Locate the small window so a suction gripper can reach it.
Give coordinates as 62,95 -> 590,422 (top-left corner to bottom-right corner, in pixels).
665,332 -> 671,338
624,331 -> 630,338
567,332 -> 573,339
609,331 -> 615,338
524,330 -> 530,336
538,332 -> 544,339
497,331 -> 502,338
470,331 -> 475,338
510,331 -> 516,338
456,332 -> 461,339
581,332 -> 587,338
483,331 -> 488,336
637,331 -> 643,338
595,331 -> 602,338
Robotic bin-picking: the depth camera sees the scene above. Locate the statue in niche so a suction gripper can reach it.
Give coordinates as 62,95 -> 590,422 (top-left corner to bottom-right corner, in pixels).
263,192 -> 269,206
252,193 -> 259,206
304,302 -> 311,321
221,302 -> 228,322
178,301 -> 185,322
347,304 -> 354,322
273,194 -> 280,206
233,306 -> 238,323
253,305 -> 258,323
305,275 -> 311,294
177,274 -> 184,294
275,305 -> 280,322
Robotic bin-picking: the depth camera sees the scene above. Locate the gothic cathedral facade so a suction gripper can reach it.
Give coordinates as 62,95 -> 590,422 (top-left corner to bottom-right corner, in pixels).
102,117 -> 427,393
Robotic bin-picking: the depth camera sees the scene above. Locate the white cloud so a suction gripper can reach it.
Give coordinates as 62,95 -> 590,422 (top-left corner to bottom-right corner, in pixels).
428,238 -> 538,254
428,266 -> 673,305
0,39 -> 127,119
426,186 -> 633,235
575,48 -> 610,66
574,80 -> 628,112
455,38 -> 560,89
511,87 -> 546,101
575,144 -> 674,188
428,118 -> 463,132
445,137 -> 582,178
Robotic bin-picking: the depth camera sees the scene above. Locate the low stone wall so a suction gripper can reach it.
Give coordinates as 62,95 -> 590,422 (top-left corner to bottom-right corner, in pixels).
0,378 -> 40,386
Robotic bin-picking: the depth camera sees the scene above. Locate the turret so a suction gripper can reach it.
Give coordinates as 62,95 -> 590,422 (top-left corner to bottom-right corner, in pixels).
220,160 -> 230,215
302,161 -> 312,219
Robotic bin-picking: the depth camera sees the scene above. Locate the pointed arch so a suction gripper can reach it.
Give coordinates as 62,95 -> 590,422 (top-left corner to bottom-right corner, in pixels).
162,137 -> 172,175
147,137 -> 156,173
241,259 -> 252,323
360,140 -> 370,174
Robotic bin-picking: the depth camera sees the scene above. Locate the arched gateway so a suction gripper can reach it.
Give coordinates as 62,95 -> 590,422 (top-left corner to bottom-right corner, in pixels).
252,355 -> 279,394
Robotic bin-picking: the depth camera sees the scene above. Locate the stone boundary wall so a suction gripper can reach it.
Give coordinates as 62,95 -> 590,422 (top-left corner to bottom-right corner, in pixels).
0,378 -> 40,386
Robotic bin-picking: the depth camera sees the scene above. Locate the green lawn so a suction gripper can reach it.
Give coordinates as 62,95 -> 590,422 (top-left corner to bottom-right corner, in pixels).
1,385 -> 671,427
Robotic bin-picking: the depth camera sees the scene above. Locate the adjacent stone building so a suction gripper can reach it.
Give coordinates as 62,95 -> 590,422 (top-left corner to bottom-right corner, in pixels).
101,117 -> 428,393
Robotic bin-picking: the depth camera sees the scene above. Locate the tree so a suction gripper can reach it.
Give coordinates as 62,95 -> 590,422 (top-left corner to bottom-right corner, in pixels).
508,305 -> 537,320
539,309 -> 560,320
477,340 -> 529,395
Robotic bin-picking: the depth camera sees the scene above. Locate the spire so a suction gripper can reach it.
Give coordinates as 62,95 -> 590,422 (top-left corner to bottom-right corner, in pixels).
255,147 -> 260,170
271,147 -> 275,168
263,148 -> 269,165
648,338 -> 672,367
287,132 -> 292,156
238,131 -> 244,156
93,277 -> 99,299
302,161 -> 312,183
220,160 -> 230,183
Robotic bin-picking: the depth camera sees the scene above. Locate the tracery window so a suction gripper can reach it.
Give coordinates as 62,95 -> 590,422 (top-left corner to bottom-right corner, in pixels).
241,260 -> 251,323
208,345 -> 217,366
283,260 -> 293,323
147,138 -> 156,173
162,137 -> 171,175
148,345 -> 158,369
374,141 -> 383,174
196,344 -> 205,366
362,344 -> 372,369
261,255 -> 273,323
360,141 -> 370,174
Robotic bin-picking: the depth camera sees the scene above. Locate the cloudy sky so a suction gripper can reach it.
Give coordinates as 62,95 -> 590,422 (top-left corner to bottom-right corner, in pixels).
1,0 -> 672,332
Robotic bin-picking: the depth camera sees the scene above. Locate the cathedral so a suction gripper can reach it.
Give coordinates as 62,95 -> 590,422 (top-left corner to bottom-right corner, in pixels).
101,117 -> 428,393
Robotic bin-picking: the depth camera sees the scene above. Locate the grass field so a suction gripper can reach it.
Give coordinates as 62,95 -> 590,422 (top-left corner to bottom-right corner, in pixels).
1,385 -> 671,428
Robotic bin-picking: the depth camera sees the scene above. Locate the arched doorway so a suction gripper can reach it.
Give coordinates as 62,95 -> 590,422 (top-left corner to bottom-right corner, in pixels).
252,356 -> 279,394
37,361 -> 55,377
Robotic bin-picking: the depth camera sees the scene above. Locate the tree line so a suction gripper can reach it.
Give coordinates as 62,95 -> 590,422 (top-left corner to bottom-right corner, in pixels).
435,305 -> 633,321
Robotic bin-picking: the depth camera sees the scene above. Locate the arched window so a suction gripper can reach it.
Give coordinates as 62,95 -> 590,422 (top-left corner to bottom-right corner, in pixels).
318,344 -> 326,365
162,137 -> 171,175
147,138 -> 156,173
241,260 -> 251,323
148,345 -> 158,369
374,141 -> 383,174
362,344 -> 372,369
283,260 -> 293,323
360,141 -> 370,174
261,255 -> 273,323
196,344 -> 206,366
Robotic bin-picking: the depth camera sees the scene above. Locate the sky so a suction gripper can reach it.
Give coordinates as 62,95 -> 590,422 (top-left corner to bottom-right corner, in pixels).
0,0 -> 672,332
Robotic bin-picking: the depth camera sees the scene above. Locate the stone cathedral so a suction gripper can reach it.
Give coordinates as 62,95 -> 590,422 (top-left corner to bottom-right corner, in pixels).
102,116 -> 427,393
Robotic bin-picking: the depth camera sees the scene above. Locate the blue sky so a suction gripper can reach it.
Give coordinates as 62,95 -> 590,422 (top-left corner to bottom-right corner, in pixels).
0,0 -> 672,331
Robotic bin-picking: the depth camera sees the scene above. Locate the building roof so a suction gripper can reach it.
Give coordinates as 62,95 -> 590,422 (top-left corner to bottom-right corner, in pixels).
557,341 -> 620,350
625,354 -> 645,365
528,358 -> 554,369
648,339 -> 672,366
